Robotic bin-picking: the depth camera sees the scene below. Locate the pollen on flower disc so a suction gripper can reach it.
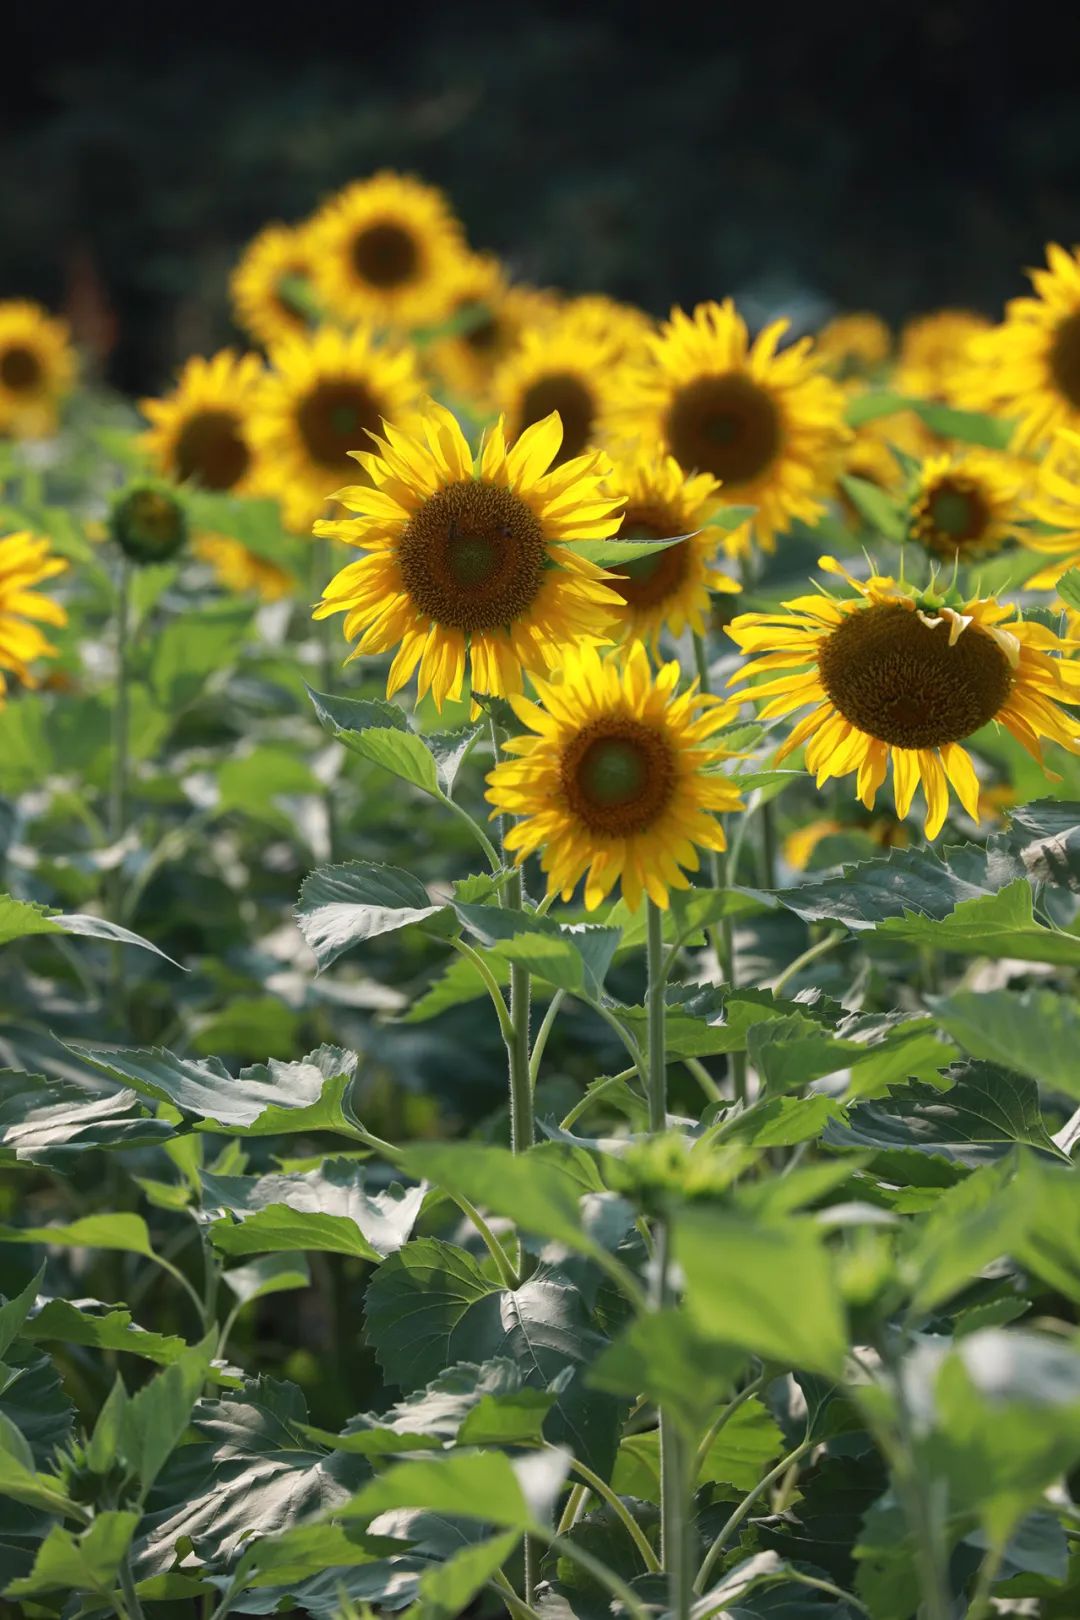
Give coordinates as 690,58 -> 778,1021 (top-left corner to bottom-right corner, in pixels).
397,479 -> 549,633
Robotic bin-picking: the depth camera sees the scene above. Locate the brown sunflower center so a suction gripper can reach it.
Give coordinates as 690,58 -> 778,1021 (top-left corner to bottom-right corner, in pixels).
463,308 -> 500,355
922,478 -> 991,553
612,503 -> 691,608
561,717 -> 676,837
351,221 -> 420,289
175,409 -> 251,491
0,345 -> 43,392
397,479 -> 547,633
297,379 -> 383,475
819,601 -> 1013,749
666,372 -> 780,486
517,373 -> 595,463
1049,310 -> 1080,408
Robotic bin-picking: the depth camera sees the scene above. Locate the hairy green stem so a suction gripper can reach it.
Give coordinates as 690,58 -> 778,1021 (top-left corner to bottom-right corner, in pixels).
566,1454 -> 660,1572
646,899 -> 668,1132
654,1223 -> 691,1620
529,989 -> 567,1084
507,869 -> 533,1154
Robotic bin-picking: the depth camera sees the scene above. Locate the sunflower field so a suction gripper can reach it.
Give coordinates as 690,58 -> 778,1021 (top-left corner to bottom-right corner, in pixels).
2,173 -> 1080,1620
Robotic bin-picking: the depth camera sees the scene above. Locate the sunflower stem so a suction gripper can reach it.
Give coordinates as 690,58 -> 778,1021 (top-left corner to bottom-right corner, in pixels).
654,1218 -> 691,1620
310,535 -> 338,862
757,797 -> 777,889
490,719 -> 534,1154
645,898 -> 668,1132
108,555 -> 131,1006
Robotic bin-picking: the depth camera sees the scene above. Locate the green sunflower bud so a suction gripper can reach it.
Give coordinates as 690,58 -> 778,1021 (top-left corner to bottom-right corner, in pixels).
109,483 -> 189,566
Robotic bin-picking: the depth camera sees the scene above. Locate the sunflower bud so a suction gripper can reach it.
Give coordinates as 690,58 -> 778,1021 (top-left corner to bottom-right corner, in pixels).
109,483 -> 189,566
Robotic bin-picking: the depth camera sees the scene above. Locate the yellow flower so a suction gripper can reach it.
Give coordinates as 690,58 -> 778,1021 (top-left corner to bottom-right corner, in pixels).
556,294 -> 655,364
0,302 -> 76,439
956,245 -> 1080,449
783,813 -> 908,872
1022,427 -> 1080,587
896,309 -> 991,401
486,641 -> 743,911
193,534 -> 293,601
308,171 -> 467,330
908,449 -> 1030,560
313,401 -> 624,711
604,451 -> 739,646
427,255 -> 557,406
0,531 -> 68,693
609,300 -> 850,553
250,325 -> 425,532
140,350 -> 265,496
727,557 -> 1080,838
230,222 -> 318,349
493,311 -> 630,467
816,313 -> 891,379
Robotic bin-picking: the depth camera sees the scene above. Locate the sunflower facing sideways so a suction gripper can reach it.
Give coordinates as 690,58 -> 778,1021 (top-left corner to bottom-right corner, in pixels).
313,402 -> 624,710
605,451 -> 739,647
493,311 -> 629,467
907,449 -> 1030,561
428,254 -> 556,407
610,300 -> 849,553
251,325 -> 425,531
728,557 -> 1080,838
230,221 -> 318,350
896,309 -> 990,402
141,350 -> 265,498
486,641 -> 743,912
0,531 -> 68,695
0,301 -> 77,439
309,172 -> 467,331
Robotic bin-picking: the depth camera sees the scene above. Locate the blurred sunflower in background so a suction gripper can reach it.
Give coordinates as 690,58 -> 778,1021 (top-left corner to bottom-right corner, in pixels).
907,449 -> 1030,560
557,293 -> 655,364
192,533 -> 293,601
493,310 -> 628,466
1023,426 -> 1080,593
250,325 -> 425,531
896,309 -> 990,401
140,350 -> 265,495
728,556 -> 1080,837
486,640 -> 742,911
958,244 -> 1080,448
427,255 -> 556,407
612,300 -> 849,553
309,172 -> 467,330
313,402 -> 624,710
230,221 -> 319,350
605,451 -> 739,647
0,301 -> 76,439
816,312 -> 891,380
0,531 -> 68,694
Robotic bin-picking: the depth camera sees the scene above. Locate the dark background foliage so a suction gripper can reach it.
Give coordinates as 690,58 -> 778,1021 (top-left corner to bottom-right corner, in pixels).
3,0 -> 1078,391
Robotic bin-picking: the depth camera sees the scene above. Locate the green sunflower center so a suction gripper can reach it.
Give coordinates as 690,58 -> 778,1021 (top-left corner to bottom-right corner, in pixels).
517,373 -> 595,464
175,409 -> 251,491
666,372 -> 780,486
0,345 -> 43,392
351,221 -> 420,289
819,601 -> 1013,750
1049,310 -> 1080,408
297,379 -> 383,475
562,717 -> 676,837
111,487 -> 188,565
398,479 -> 547,633
612,503 -> 691,609
923,478 -> 990,553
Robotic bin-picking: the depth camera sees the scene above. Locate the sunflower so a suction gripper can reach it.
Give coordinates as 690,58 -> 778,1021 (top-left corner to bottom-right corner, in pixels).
956,245 -> 1080,449
427,255 -> 557,406
896,309 -> 991,401
610,300 -> 850,553
816,313 -> 891,379
604,452 -> 739,646
907,449 -> 1030,560
0,531 -> 68,693
493,312 -> 629,467
313,401 -> 624,711
0,301 -> 76,439
783,812 -> 907,872
140,351 -> 265,497
193,534 -> 293,601
309,172 -> 467,330
1021,427 -> 1080,588
557,294 -> 655,364
230,221 -> 318,349
250,325 -> 425,532
486,641 -> 743,911
727,557 -> 1080,838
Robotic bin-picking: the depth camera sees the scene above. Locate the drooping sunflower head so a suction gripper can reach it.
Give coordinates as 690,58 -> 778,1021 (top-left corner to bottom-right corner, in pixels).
230,221 -> 319,349
109,483 -> 190,566
486,641 -> 743,912
896,309 -> 991,401
250,324 -> 425,532
193,533 -> 293,602
955,246 -> 1080,449
427,255 -> 558,406
313,400 -> 625,711
140,350 -> 265,497
0,301 -> 77,439
0,530 -> 68,692
907,449 -> 1030,561
728,557 -> 1080,838
604,451 -> 739,646
816,312 -> 891,380
309,172 -> 468,330
608,300 -> 850,553
493,312 -> 631,468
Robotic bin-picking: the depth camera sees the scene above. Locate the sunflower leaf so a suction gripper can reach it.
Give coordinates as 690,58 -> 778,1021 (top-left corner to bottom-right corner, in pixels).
296,861 -> 451,969
1057,567 -> 1080,612
838,476 -> 905,541
929,987 -> 1080,1101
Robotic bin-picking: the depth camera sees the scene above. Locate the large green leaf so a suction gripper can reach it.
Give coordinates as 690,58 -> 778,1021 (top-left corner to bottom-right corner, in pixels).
0,1068 -> 174,1168
0,893 -> 180,964
930,988 -> 1080,1100
0,1212 -> 155,1257
613,1396 -> 782,1500
149,601 -> 253,710
588,1309 -> 747,1438
203,1159 -> 424,1262
4,1512 -> 140,1602
872,880 -> 1080,966
342,1448 -> 570,1532
22,1298 -> 188,1364
120,1332 -> 218,1493
306,684 -> 471,796
452,903 -> 621,997
296,861 -> 449,968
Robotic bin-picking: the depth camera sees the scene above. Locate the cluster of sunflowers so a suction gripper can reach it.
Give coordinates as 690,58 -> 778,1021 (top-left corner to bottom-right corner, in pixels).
4,172 -> 1080,904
